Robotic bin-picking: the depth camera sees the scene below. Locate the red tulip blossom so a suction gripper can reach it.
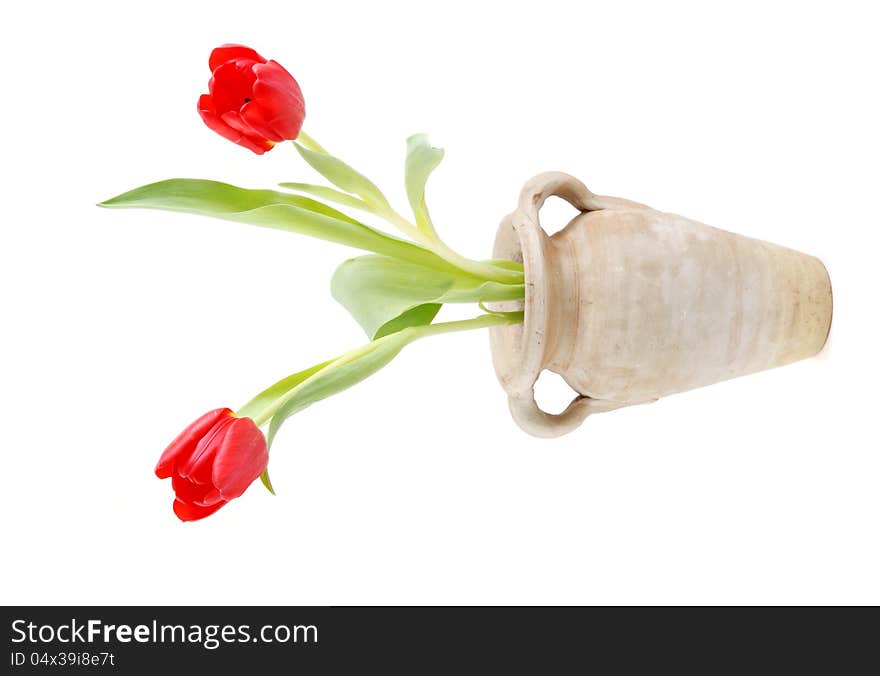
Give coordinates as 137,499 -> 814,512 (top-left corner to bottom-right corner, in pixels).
156,408 -> 268,521
198,44 -> 305,154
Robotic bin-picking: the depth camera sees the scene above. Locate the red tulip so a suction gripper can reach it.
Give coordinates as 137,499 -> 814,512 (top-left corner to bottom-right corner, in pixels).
198,44 -> 305,154
156,408 -> 268,521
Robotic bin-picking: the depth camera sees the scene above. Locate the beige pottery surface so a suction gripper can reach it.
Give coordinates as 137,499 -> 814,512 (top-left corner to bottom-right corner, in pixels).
490,172 -> 832,437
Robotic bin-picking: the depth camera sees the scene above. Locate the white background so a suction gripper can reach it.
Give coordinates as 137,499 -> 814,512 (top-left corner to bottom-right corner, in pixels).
2,0 -> 878,605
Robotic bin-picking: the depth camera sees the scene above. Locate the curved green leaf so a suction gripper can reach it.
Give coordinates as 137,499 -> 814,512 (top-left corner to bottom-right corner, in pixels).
294,143 -> 390,212
258,313 -> 524,452
487,258 -> 527,272
331,256 -> 452,338
278,182 -> 372,212
267,331 -> 412,447
236,358 -> 334,496
101,178 -> 359,221
405,133 -> 444,235
237,360 -> 334,422
99,179 -> 455,272
259,469 -> 276,495
331,255 -> 525,339
374,303 -> 441,339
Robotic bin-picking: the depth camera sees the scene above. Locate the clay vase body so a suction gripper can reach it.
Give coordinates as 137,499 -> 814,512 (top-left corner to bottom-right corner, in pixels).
489,172 -> 833,438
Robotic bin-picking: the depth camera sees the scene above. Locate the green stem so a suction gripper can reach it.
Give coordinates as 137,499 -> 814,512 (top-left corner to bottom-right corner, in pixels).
296,130 -> 327,153
408,312 -> 523,339
383,209 -> 523,285
433,239 -> 523,285
291,132 -> 523,286
240,311 -> 522,427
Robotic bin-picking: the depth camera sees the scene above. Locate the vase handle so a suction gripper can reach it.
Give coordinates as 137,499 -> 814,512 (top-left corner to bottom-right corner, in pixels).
502,172 -> 651,438
507,388 -> 631,439
516,171 -> 652,217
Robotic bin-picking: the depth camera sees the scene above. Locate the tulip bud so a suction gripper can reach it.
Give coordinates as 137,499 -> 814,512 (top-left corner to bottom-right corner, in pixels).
156,408 -> 268,521
198,44 -> 306,154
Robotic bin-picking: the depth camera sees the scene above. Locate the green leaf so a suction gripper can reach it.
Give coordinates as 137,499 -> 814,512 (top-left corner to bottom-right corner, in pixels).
331,255 -> 525,339
331,256 -> 451,338
101,178 -> 359,221
99,179 -> 453,272
294,143 -> 390,212
405,133 -> 444,235
296,130 -> 327,153
374,303 -> 441,339
237,360 -> 334,422
267,332 -> 412,447
259,469 -> 276,495
236,359 -> 335,496
278,182 -> 371,212
486,258 -> 527,272
258,311 -> 525,452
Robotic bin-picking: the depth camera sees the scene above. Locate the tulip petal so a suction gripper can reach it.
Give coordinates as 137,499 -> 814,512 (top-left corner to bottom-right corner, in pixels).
200,97 -> 273,154
155,408 -> 230,479
195,487 -> 224,507
172,473 -> 216,505
207,61 -> 259,117
209,44 -> 266,72
173,498 -> 227,522
220,109 -> 270,140
199,95 -> 243,141
252,61 -> 305,139
218,112 -> 276,152
253,60 -> 302,96
178,414 -> 235,484
239,102 -> 286,143
213,417 -> 268,499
